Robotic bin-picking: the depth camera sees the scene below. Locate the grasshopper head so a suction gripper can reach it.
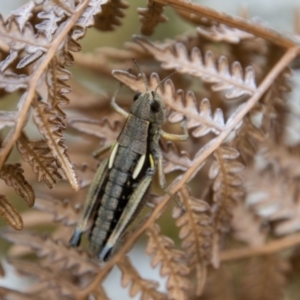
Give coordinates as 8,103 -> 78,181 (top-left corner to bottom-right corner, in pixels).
130,91 -> 166,125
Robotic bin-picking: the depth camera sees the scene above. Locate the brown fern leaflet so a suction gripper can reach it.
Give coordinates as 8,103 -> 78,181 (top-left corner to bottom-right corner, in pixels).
146,223 -> 190,300
138,0 -> 168,36
117,255 -> 166,299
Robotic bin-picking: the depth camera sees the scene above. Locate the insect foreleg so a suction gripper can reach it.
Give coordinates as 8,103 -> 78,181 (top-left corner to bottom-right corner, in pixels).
160,129 -> 188,141
160,118 -> 189,141
111,84 -> 129,119
98,167 -> 154,261
69,159 -> 109,247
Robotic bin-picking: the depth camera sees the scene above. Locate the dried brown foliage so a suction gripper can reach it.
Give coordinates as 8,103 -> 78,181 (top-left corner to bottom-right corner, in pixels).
0,0 -> 300,299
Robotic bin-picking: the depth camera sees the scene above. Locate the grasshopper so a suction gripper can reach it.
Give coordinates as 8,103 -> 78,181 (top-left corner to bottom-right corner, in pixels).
70,67 -> 188,261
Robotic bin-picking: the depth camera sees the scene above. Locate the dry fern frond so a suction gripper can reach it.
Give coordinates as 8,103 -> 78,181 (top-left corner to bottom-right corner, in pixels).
146,223 -> 190,300
138,0 -> 168,36
201,265 -> 235,300
235,37 -> 270,82
94,0 -> 129,31
209,146 -> 244,230
231,107 -> 265,162
8,259 -> 78,298
74,163 -> 97,189
0,163 -> 35,207
0,287 -> 37,300
231,201 -> 266,247
243,143 -> 300,236
0,17 -> 46,71
258,142 -> 300,179
263,68 -> 293,139
0,194 -> 23,230
243,167 -> 298,236
17,132 -> 62,189
35,10 -> 63,42
33,196 -> 79,226
239,255 -> 290,300
134,35 -> 257,99
168,95 -> 225,137
161,140 -> 206,183
69,116 -> 123,146
209,146 -> 244,265
46,60 -> 72,109
197,23 -> 254,44
32,100 -> 78,191
118,255 -> 166,299
271,208 -> 300,237
72,0 -> 109,40
173,185 -> 213,296
91,286 -> 110,300
10,1 -> 35,31
0,111 -> 18,130
0,72 -> 28,91
1,229 -> 100,276
163,142 -> 193,174
10,211 -> 53,233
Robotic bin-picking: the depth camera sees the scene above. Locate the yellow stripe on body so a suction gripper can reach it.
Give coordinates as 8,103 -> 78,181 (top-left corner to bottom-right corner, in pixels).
108,142 -> 119,169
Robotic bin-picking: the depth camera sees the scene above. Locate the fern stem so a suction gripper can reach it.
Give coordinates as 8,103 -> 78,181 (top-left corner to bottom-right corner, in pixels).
155,0 -> 300,51
221,233 -> 300,261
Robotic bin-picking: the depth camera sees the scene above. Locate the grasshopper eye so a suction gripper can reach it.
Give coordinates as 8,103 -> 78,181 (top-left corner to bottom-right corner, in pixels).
133,92 -> 142,101
150,100 -> 160,113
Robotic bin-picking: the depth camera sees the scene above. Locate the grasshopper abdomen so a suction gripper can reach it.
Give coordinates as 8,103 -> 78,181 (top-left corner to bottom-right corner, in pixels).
90,154 -> 139,259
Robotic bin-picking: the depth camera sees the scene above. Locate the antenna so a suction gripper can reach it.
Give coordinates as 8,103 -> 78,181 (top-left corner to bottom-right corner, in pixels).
154,71 -> 176,96
132,58 -> 149,91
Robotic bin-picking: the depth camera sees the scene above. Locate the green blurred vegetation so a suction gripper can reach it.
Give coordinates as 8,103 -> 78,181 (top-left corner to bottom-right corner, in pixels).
81,2 -> 192,52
